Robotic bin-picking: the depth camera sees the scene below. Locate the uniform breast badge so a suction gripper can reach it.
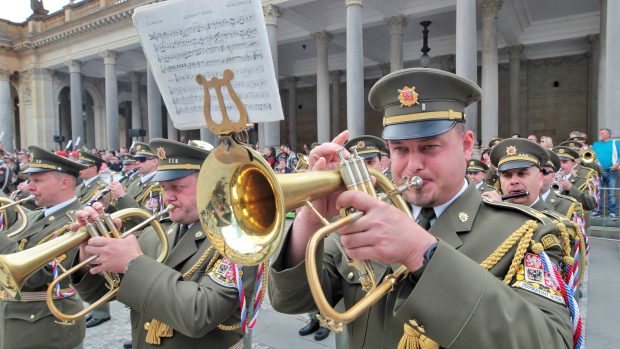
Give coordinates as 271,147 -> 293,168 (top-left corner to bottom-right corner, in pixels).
458,212 -> 469,223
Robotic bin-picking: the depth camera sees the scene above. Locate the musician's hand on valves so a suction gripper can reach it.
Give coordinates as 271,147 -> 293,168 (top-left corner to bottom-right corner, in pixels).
560,179 -> 572,191
286,130 -> 350,267
481,191 -> 502,202
108,180 -> 125,200
336,191 -> 438,272
86,235 -> 142,274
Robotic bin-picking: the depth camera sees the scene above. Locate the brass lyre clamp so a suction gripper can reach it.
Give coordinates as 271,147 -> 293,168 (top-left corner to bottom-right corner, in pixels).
195,69 -> 248,136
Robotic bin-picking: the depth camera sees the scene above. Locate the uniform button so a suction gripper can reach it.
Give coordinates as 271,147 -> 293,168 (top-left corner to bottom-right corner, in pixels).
144,322 -> 150,330
347,272 -> 354,280
30,314 -> 35,320
48,215 -> 55,221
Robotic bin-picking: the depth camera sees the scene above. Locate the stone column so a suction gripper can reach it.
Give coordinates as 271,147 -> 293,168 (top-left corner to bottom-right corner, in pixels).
519,59 -> 529,135
386,15 -> 406,72
0,69 -> 13,150
313,31 -> 331,143
286,77 -> 298,150
128,71 -> 143,135
67,60 -> 84,145
85,95 -> 95,148
101,50 -> 119,150
346,0 -> 365,138
508,45 -> 523,135
331,70 -> 342,138
263,4 -> 282,147
167,112 -> 178,141
601,0 -> 620,133
147,67 -> 162,140
456,0 -> 479,135
480,0 -> 503,144
587,34 -> 600,138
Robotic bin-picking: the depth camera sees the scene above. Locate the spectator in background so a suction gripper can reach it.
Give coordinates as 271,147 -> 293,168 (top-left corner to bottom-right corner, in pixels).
592,128 -> 620,219
277,158 -> 292,174
279,144 -> 298,169
540,136 -> 554,149
527,134 -> 538,142
263,147 -> 276,169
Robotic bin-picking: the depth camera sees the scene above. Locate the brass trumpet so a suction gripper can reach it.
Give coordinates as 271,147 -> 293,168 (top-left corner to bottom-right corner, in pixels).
580,150 -> 597,164
0,195 -> 33,238
293,153 -> 309,173
0,205 -> 172,321
196,135 -> 421,333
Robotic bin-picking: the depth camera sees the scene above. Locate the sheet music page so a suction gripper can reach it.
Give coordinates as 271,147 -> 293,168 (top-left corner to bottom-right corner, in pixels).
133,0 -> 283,130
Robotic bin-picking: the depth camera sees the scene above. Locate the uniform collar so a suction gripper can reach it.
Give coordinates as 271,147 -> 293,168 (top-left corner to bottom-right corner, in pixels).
44,197 -> 77,217
140,171 -> 156,184
541,189 -> 551,201
83,175 -> 99,187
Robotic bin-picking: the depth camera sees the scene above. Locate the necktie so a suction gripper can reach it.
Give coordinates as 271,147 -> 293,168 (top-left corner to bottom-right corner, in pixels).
417,207 -> 436,230
174,224 -> 188,245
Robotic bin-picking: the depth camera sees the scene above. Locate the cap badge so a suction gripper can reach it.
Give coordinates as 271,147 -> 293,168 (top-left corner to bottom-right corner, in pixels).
135,144 -> 142,151
506,146 -> 517,156
156,147 -> 167,160
29,153 -> 34,162
397,86 -> 419,107
559,149 -> 565,154
458,212 -> 469,222
356,141 -> 365,149
469,161 -> 474,165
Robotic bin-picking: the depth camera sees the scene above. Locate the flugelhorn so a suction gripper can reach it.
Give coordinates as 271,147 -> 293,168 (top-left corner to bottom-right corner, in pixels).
580,150 -> 597,164
196,135 -> 421,332
1,195 -> 33,238
0,206 -> 172,321
85,168 -> 138,206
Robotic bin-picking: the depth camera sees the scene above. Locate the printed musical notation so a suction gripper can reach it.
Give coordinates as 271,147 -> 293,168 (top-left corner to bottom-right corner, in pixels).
133,0 -> 283,129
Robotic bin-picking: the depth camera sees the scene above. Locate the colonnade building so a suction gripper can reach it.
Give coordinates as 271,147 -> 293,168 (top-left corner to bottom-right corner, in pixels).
0,0 -> 618,151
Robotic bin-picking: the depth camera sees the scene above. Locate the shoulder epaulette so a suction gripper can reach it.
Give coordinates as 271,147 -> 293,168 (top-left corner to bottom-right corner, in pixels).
482,199 -> 551,224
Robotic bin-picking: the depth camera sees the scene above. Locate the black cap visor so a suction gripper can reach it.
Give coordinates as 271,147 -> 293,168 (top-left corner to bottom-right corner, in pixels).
382,119 -> 458,140
498,161 -> 537,172
153,169 -> 195,182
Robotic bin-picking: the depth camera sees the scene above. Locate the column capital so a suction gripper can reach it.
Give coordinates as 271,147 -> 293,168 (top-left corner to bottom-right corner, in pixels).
386,15 -> 407,35
587,34 -> 600,50
345,0 -> 363,8
0,69 -> 10,81
508,45 -> 524,59
311,31 -> 332,46
66,60 -> 82,73
263,4 -> 282,26
100,50 -> 119,65
479,0 -> 503,16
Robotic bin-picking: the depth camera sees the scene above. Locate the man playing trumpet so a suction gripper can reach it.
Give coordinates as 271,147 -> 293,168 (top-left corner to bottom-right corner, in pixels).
71,139 -> 258,348
0,146 -> 87,349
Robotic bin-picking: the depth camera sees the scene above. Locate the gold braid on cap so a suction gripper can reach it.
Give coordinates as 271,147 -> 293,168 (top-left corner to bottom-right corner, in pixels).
383,110 -> 463,126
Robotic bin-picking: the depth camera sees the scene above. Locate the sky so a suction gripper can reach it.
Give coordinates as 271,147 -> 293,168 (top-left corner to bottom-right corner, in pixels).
2,0 -> 70,23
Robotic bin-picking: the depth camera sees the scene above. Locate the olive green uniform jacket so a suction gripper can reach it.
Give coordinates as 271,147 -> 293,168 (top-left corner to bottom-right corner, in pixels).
73,222 -> 258,348
269,184 -> 572,348
76,175 -> 108,205
475,181 -> 499,194
544,190 -> 582,220
0,200 -> 85,349
563,172 -> 596,211
114,174 -> 163,213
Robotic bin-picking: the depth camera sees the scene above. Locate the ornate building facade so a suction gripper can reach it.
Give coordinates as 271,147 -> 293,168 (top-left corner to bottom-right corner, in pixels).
0,0 -> 617,151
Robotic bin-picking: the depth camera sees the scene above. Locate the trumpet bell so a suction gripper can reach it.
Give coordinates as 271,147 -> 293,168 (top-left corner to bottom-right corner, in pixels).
197,140 -> 343,266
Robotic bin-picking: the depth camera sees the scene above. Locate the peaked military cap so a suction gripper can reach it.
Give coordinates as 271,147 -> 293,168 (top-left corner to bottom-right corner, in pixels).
488,137 -> 502,149
150,138 -> 211,182
344,135 -> 388,159
552,146 -> 579,161
122,154 -> 136,165
78,151 -> 104,167
490,138 -> 548,172
467,159 -> 489,173
24,145 -> 88,177
559,140 -> 584,151
544,149 -> 561,172
133,142 -> 155,158
568,131 -> 587,143
368,68 -> 482,140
